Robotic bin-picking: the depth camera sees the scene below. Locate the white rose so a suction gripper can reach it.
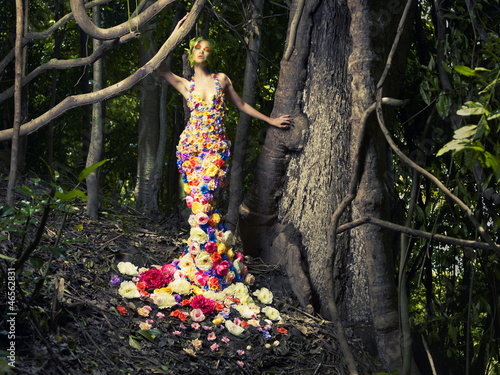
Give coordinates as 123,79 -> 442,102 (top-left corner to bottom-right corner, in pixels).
151,291 -> 177,309
178,254 -> 195,270
244,273 -> 255,285
233,304 -> 258,319
168,278 -> 192,295
190,227 -> 208,243
203,290 -> 225,301
262,306 -> 281,321
117,262 -> 138,276
118,281 -> 140,299
253,288 -> 273,304
222,231 -> 234,247
239,294 -> 255,306
225,320 -> 245,336
195,251 -> 213,272
227,282 -> 248,298
233,259 -> 243,274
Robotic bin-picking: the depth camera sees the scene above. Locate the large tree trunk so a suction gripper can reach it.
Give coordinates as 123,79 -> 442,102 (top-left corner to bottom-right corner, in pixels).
239,0 -> 412,370
135,6 -> 161,214
226,0 -> 264,231
86,5 -> 105,219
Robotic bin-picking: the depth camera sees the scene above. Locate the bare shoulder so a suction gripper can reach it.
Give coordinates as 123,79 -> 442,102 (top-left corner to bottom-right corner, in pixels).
216,72 -> 231,88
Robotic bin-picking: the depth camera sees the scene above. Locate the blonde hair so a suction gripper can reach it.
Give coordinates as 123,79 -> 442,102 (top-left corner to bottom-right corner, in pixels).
188,37 -> 218,68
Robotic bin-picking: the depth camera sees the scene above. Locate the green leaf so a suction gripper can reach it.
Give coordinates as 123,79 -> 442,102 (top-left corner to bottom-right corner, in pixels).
78,159 -> 109,182
419,81 -> 432,105
436,139 -> 470,156
436,94 -> 451,118
453,65 -> 476,76
457,106 -> 489,116
30,256 -> 44,269
453,125 -> 477,139
55,189 -> 87,202
487,109 -> 500,120
129,335 -> 142,350
483,152 -> 500,182
138,329 -> 155,343
0,253 -> 17,261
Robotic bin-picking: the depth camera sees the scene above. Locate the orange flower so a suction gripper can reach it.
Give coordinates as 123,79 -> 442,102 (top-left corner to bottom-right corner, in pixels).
215,301 -> 224,312
211,253 -> 222,263
181,299 -> 192,306
277,327 -> 288,334
241,320 -> 249,328
117,305 -> 128,316
136,282 -> 146,291
208,277 -> 220,290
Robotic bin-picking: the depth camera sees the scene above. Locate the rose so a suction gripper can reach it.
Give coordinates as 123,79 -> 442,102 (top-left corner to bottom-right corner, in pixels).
190,308 -> 206,322
225,320 -> 245,336
195,251 -> 213,272
253,288 -> 273,304
188,215 -> 197,227
204,241 -> 217,254
190,295 -> 216,315
233,304 -> 258,319
185,195 -> 194,208
244,273 -> 255,285
118,281 -> 140,299
217,243 -> 226,255
195,213 -> 209,225
226,248 -> 235,261
161,264 -> 177,279
262,306 -> 281,321
168,278 -> 192,295
201,204 -> 212,214
139,268 -> 168,289
212,213 -> 221,225
151,291 -> 177,309
117,261 -> 139,276
206,164 -> 219,177
207,180 -> 217,191
233,259 -> 243,274
195,271 -> 209,286
178,254 -> 195,270
211,252 -> 222,264
215,260 -> 230,276
191,201 -> 202,214
189,242 -> 200,255
190,227 -> 208,243
224,271 -> 236,285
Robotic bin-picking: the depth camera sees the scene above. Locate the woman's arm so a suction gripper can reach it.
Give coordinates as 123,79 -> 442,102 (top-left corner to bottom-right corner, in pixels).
157,63 -> 190,99
218,73 -> 293,129
156,14 -> 190,99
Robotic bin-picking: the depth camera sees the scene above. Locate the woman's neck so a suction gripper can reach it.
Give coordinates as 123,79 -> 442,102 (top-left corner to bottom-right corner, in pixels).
193,63 -> 211,78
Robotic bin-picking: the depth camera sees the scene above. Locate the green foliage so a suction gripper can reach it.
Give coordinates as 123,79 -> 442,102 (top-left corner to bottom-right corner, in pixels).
397,1 -> 500,373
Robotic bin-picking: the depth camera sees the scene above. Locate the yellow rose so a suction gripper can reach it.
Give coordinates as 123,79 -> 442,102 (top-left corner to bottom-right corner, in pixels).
206,164 -> 219,177
154,286 -> 173,294
217,243 -> 226,254
212,213 -> 221,224
226,248 -> 234,261
191,201 -> 202,214
190,227 -> 208,243
192,285 -> 203,295
184,183 -> 191,194
212,315 -> 224,325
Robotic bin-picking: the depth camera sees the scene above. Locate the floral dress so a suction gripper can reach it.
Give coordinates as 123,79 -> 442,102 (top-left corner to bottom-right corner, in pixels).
174,73 -> 250,293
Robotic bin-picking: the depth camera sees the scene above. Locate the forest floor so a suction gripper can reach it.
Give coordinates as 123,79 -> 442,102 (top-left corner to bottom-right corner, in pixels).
1,177 -> 373,375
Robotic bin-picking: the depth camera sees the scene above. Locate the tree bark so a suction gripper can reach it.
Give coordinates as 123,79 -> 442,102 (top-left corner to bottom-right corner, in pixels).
86,5 -> 105,219
6,0 -> 24,205
135,5 -> 161,214
226,0 -> 265,232
240,0 -> 413,370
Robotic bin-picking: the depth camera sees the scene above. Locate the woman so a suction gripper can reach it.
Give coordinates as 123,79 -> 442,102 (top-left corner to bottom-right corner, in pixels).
156,14 -> 292,291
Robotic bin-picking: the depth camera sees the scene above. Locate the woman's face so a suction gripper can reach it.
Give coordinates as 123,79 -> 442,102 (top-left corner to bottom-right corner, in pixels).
192,40 -> 211,65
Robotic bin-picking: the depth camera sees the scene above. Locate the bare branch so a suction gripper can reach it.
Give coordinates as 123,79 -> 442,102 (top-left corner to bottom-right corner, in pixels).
0,0 -> 117,73
70,0 -> 175,40
336,216 -> 499,254
0,0 -> 207,142
0,39 -> 120,104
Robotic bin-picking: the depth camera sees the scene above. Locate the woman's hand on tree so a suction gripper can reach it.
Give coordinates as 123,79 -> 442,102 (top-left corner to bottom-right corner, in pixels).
174,13 -> 189,33
268,115 -> 294,129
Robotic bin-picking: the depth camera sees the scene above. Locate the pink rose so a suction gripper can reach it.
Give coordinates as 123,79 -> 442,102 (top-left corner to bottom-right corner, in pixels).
215,260 -> 230,276
190,308 -> 206,322
161,264 -> 177,282
235,252 -> 244,263
195,271 -> 209,286
244,273 -> 255,285
204,241 -> 217,254
186,196 -> 194,208
195,213 -> 209,225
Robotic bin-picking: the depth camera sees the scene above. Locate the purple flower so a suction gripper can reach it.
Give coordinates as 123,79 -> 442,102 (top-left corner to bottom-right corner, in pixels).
110,276 -> 120,286
236,350 -> 245,356
174,294 -> 182,303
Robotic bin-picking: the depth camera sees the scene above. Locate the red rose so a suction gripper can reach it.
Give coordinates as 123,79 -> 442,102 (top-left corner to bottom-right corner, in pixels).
139,268 -> 168,289
190,295 -> 216,316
